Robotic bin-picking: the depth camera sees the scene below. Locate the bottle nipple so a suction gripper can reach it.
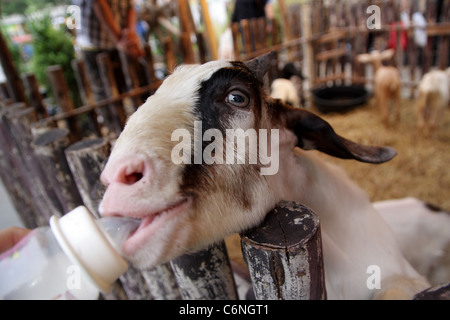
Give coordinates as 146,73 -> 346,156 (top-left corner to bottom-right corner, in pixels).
96,216 -> 140,255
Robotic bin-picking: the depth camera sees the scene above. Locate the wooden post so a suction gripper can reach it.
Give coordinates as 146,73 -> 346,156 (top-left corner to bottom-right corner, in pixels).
47,65 -> 76,113
196,32 -> 208,64
178,0 -> 195,63
240,201 -> 326,300
142,43 -> 158,84
96,53 -> 127,134
0,32 -> 27,103
141,264 -> 182,300
0,103 -> 37,228
231,22 -> 241,60
6,107 -> 64,225
32,128 -> 83,213
199,0 -> 218,60
71,59 -> 103,136
46,65 -> 82,141
163,37 -> 177,73
71,59 -> 95,106
170,241 -> 238,300
23,73 -> 48,119
414,282 -> 450,300
241,19 -> 252,54
301,2 -> 315,90
278,0 -> 292,44
64,138 -> 110,218
0,83 -> 11,99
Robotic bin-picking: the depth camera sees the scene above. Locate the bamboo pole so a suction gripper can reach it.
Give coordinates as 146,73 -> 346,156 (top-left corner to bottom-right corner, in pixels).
199,0 -> 218,60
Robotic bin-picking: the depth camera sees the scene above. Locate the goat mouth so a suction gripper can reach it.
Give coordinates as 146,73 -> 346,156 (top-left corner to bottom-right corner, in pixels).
122,197 -> 192,255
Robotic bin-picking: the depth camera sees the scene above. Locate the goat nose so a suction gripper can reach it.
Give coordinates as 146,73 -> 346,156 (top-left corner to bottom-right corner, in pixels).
120,164 -> 144,185
102,156 -> 150,186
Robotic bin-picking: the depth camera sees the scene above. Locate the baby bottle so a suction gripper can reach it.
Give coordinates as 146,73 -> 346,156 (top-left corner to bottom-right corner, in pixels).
0,206 -> 139,300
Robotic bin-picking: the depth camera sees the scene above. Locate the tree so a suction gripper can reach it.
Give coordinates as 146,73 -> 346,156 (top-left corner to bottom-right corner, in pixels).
0,0 -> 70,17
26,12 -> 81,107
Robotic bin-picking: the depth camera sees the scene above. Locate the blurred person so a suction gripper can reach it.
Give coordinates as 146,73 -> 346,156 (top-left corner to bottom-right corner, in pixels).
72,0 -> 144,103
231,0 -> 274,23
225,0 -> 274,57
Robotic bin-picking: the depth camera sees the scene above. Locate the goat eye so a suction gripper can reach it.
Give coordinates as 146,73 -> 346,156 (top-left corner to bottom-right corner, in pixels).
225,90 -> 249,108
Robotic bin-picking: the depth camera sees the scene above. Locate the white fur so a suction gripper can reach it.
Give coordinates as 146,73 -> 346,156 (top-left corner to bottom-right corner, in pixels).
267,147 -> 429,299
375,197 -> 450,285
270,78 -> 300,108
357,49 -> 401,128
416,68 -> 450,136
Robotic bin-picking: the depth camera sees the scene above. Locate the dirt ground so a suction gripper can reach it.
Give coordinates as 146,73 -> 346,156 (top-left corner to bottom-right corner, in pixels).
226,96 -> 450,265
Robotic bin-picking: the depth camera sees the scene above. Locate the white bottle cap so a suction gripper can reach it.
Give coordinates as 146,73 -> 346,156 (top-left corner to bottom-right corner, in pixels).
50,206 -> 128,293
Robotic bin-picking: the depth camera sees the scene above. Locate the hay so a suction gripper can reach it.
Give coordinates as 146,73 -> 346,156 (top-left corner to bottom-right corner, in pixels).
317,97 -> 450,212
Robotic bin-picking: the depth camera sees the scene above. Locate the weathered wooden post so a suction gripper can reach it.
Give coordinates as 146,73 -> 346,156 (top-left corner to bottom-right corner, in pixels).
199,0 -> 218,60
64,138 -> 110,218
6,107 -> 64,225
163,37 -> 177,73
23,73 -> 48,119
71,59 -> 103,136
141,264 -> 182,300
414,283 -> 450,300
32,128 -> 83,213
0,32 -> 27,103
241,201 -> 326,300
46,65 -> 82,142
96,53 -> 127,134
170,241 -> 238,300
0,103 -> 37,228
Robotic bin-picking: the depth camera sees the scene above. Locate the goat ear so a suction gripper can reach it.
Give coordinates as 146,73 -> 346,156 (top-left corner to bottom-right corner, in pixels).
245,51 -> 275,80
381,48 -> 395,61
357,53 -> 372,64
284,108 -> 397,164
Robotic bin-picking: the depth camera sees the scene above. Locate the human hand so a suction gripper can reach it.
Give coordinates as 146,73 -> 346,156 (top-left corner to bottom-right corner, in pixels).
0,227 -> 30,254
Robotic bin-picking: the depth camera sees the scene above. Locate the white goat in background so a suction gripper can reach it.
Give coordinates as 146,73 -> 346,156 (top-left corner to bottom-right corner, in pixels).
358,49 -> 401,128
270,62 -> 305,108
99,53 -> 431,299
416,68 -> 450,137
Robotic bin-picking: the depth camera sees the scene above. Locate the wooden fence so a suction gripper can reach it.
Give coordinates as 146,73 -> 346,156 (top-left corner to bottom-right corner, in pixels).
232,0 -> 450,103
0,0 -> 449,300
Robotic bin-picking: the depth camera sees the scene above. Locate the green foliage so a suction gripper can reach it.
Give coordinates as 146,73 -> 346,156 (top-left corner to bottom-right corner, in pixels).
26,12 -> 81,107
0,0 -> 70,17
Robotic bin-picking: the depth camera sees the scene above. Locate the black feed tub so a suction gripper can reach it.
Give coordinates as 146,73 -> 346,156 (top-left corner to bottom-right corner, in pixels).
312,85 -> 370,113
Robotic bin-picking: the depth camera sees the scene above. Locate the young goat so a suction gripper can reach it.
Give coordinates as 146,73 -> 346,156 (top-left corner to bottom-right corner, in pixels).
270,63 -> 305,108
99,53 -> 429,299
357,49 -> 401,128
416,68 -> 450,137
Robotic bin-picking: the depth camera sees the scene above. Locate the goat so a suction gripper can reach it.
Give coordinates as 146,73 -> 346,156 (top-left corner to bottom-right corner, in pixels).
416,68 -> 450,137
375,197 -> 450,286
357,49 -> 401,128
270,79 -> 299,108
99,53 -> 429,299
270,63 -> 305,108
